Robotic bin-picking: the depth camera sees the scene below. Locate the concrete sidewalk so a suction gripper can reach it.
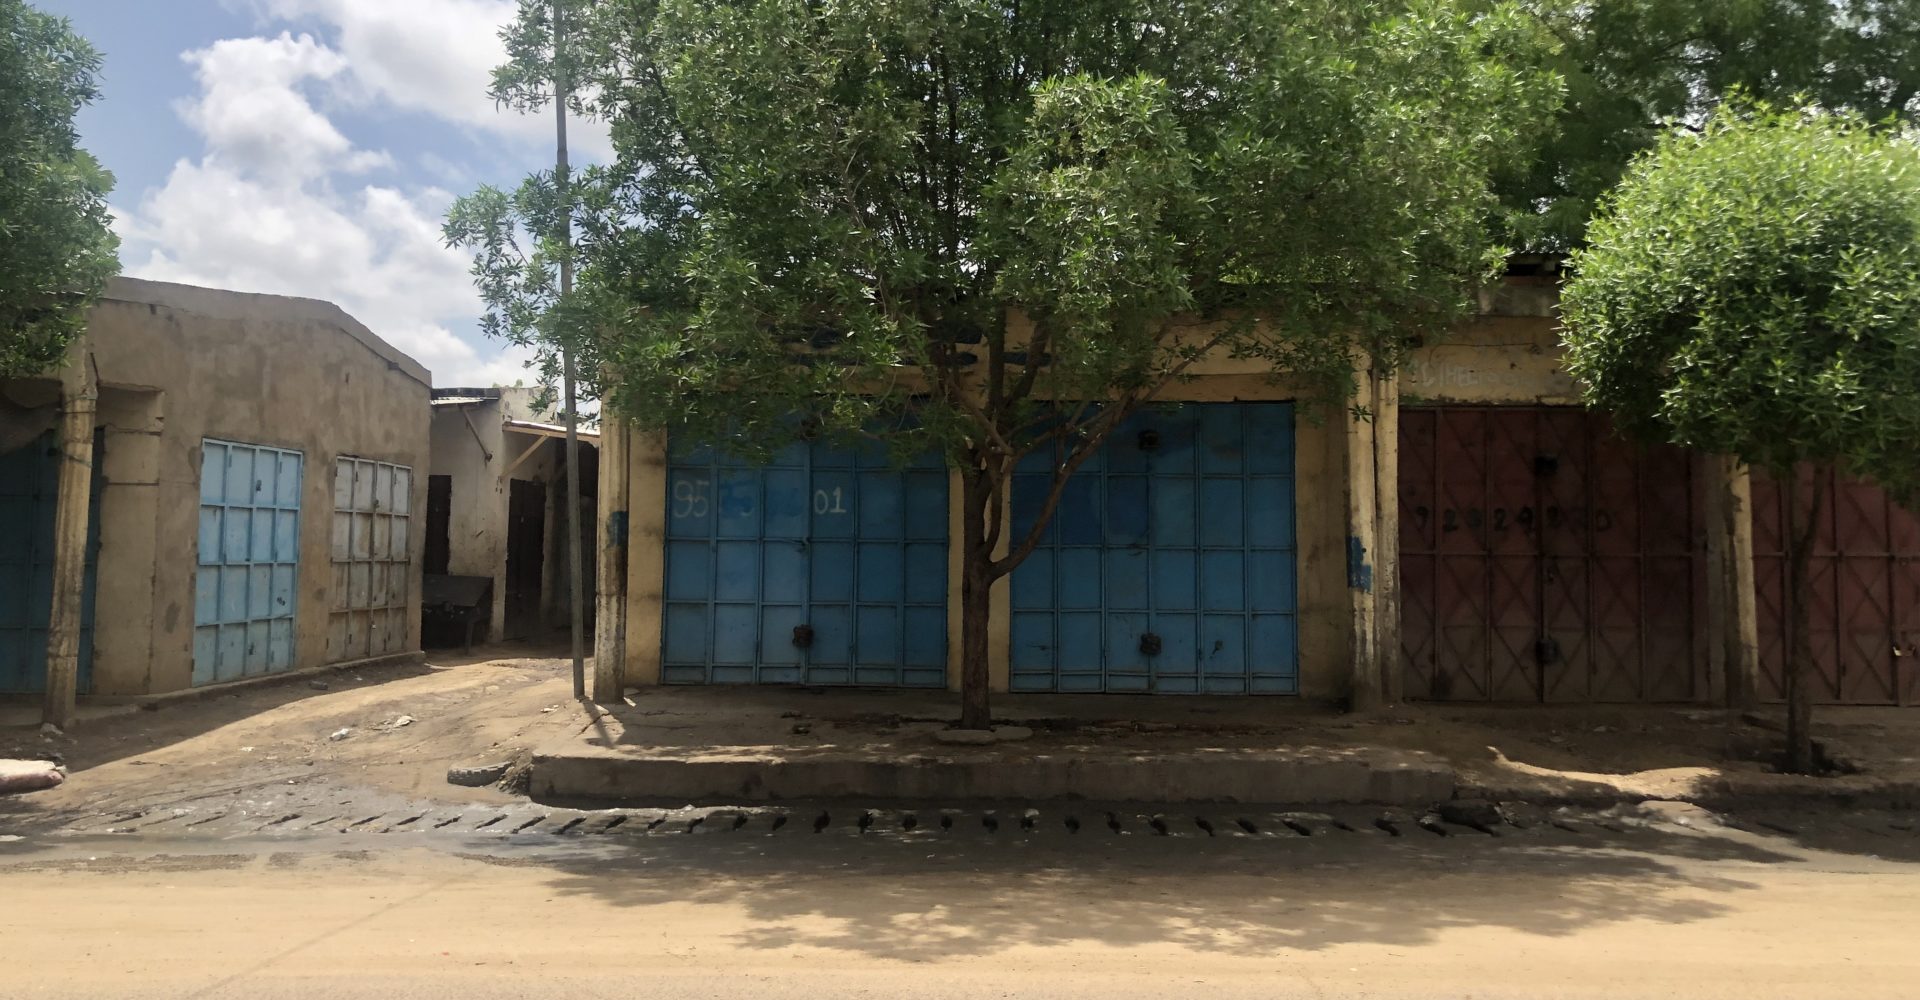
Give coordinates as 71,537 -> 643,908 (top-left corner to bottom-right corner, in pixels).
529,689 -> 1453,805
527,688 -> 1920,809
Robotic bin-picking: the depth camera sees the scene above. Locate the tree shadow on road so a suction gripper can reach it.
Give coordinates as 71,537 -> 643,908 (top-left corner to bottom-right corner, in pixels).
475,823 -> 1793,962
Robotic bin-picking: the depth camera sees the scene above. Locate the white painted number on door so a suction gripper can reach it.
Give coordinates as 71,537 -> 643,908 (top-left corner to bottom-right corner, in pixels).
672,478 -> 710,518
813,487 -> 847,515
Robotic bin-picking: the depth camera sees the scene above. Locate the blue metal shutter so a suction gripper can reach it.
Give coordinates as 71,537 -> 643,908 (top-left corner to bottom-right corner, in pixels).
662,439 -> 947,686
1009,402 -> 1299,693
194,439 -> 302,685
0,432 -> 101,694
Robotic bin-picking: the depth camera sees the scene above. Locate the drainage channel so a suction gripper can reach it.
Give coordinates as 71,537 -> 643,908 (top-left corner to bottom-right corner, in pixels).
58,803 -> 1605,843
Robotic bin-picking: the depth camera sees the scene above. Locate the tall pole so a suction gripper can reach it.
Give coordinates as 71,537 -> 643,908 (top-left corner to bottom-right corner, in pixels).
554,0 -> 585,700
44,349 -> 97,730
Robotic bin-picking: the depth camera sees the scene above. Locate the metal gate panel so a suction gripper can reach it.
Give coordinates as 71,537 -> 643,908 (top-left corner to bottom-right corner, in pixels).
0,432 -> 100,694
1400,407 -> 1703,703
1433,408 -> 1492,700
1009,402 -> 1298,695
328,458 -> 412,663
1753,468 -> 1920,705
661,439 -> 947,687
1397,410 -> 1440,697
1537,408 -> 1593,702
194,439 -> 301,686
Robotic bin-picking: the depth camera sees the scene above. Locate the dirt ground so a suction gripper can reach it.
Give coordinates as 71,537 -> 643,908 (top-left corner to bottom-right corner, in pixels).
7,809 -> 1920,1000
0,643 -> 598,823
6,649 -> 1920,820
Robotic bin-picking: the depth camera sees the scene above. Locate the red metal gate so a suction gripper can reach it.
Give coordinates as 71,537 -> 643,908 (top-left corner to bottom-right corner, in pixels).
1399,407 -> 1705,702
1751,469 -> 1920,705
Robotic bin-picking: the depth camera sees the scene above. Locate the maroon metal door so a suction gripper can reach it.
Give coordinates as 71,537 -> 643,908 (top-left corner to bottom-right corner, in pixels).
1751,469 -> 1920,705
1399,407 -> 1704,703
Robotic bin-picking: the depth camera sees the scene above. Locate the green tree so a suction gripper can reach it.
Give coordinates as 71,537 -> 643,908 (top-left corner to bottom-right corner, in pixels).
0,0 -> 117,377
525,0 -> 1556,726
1497,0 -> 1920,251
1561,107 -> 1920,771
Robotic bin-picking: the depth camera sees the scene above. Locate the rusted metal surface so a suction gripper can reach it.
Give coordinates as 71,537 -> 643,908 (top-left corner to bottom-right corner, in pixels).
1751,469 -> 1920,705
1399,406 -> 1704,703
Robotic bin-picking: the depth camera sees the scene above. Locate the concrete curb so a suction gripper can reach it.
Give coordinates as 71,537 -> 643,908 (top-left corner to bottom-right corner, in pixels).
528,746 -> 1456,807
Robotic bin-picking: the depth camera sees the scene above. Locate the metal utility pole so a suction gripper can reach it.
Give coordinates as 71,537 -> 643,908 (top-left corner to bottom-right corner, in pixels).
554,0 -> 585,700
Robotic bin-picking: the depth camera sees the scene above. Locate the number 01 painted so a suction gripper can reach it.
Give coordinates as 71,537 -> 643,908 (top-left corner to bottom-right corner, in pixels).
662,439 -> 948,686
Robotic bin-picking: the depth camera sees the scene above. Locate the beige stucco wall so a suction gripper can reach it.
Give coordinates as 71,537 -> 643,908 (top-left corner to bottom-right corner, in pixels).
73,277 -> 430,695
429,387 -> 588,641
1403,280 -> 1576,405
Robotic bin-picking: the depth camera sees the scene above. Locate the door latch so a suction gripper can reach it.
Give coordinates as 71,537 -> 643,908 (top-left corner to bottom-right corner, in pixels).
1139,632 -> 1163,656
1535,636 -> 1562,665
791,625 -> 814,649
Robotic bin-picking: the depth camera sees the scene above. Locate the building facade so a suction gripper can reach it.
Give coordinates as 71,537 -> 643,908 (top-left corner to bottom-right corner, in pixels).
426,387 -> 598,646
592,276 -> 1919,707
0,278 -> 430,700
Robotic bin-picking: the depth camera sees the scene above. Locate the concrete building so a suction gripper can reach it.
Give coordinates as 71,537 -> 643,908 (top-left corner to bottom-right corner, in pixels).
595,272 -> 1920,708
0,278 -> 430,711
425,387 -> 598,646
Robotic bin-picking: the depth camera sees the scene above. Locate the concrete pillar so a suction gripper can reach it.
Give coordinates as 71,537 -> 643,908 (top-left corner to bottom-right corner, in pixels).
1345,368 -> 1382,710
1705,454 -> 1761,707
623,431 -> 668,686
1372,368 -> 1402,704
43,349 -> 98,730
592,419 -> 629,701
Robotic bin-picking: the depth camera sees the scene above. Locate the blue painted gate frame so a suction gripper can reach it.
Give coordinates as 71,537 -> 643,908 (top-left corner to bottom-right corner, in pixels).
662,440 -> 947,686
194,439 -> 302,685
1009,402 -> 1299,694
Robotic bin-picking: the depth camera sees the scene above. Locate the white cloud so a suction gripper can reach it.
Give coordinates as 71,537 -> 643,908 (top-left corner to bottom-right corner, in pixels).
177,32 -> 389,180
237,0 -> 610,159
114,32 -> 535,387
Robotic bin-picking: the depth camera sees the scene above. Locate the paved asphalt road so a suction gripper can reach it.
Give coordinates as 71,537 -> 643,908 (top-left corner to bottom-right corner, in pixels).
4,804 -> 1920,999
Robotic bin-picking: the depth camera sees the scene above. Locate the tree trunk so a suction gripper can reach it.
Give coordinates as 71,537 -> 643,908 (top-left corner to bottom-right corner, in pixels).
958,466 -> 994,730
1781,463 -> 1825,774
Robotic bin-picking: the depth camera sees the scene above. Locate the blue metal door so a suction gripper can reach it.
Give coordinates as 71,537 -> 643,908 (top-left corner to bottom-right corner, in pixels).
1010,402 -> 1298,693
194,439 -> 302,685
0,432 -> 100,694
662,439 -> 947,686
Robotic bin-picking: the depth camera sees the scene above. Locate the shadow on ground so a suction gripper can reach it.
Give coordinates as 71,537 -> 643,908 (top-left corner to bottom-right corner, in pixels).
457,822 -> 1796,962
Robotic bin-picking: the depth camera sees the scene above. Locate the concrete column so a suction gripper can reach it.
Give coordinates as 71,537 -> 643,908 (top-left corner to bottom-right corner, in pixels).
592,419 -> 629,701
43,349 -> 98,729
623,431 -> 668,686
1705,454 -> 1761,707
1345,368 -> 1382,711
1372,368 -> 1403,705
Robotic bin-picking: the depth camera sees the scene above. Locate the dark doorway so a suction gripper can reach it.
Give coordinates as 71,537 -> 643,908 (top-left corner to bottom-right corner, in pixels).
505,477 -> 548,639
424,475 -> 451,576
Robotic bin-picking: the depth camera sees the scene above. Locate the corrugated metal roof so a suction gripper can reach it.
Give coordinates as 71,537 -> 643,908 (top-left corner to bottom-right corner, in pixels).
503,418 -> 601,443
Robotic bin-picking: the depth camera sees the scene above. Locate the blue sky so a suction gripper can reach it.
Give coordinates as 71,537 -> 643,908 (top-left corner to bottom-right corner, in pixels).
41,0 -> 608,386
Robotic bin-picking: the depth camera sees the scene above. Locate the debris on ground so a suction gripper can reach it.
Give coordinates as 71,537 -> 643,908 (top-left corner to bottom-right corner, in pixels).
0,759 -> 65,795
307,680 -> 330,691
446,761 -> 513,787
328,727 -> 353,742
386,715 -> 415,729
39,723 -> 62,738
790,723 -> 812,735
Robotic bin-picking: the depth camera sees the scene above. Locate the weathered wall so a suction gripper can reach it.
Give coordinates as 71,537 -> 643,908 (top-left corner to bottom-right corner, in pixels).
1403,281 -> 1575,405
430,400 -> 508,636
79,277 -> 430,695
430,387 -> 591,642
